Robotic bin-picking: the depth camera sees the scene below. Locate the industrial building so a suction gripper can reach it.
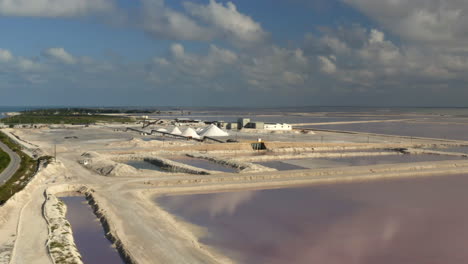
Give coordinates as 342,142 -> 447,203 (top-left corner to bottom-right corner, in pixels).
264,123 -> 292,130
234,118 -> 292,131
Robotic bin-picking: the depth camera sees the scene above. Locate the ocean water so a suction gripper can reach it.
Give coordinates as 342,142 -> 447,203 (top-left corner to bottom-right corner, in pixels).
0,106 -> 36,120
149,107 -> 468,133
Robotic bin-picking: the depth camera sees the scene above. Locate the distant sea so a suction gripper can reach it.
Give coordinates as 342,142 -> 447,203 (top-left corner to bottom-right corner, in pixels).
0,106 -> 34,120
1,105 -> 468,121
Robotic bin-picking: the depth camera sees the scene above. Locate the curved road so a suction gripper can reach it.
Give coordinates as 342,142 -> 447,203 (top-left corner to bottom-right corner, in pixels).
0,141 -> 20,185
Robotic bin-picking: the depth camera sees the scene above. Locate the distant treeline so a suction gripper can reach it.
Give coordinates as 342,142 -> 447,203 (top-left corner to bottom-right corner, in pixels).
21,108 -> 158,115
2,114 -> 133,125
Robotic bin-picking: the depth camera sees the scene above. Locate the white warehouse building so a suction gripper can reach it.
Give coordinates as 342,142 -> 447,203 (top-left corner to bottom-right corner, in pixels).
264,123 -> 292,131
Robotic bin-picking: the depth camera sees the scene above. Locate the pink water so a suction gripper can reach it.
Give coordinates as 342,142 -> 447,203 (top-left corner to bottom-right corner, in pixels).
157,174 -> 468,263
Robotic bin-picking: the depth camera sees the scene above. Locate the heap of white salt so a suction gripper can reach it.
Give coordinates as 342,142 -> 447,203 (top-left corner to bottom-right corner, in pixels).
181,127 -> 201,139
199,124 -> 229,137
170,126 -> 182,135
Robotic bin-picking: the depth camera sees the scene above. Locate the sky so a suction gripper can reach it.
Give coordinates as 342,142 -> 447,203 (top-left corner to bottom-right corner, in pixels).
1,0 -> 468,107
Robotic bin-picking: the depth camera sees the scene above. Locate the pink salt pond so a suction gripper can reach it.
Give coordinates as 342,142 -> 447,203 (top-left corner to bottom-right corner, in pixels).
157,174 -> 468,263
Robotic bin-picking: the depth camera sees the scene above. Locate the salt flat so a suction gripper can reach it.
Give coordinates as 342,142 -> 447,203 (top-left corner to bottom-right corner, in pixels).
1,114 -> 467,264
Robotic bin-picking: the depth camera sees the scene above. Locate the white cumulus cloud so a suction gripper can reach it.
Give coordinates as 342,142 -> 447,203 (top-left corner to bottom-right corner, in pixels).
184,0 -> 269,47
343,0 -> 468,48
43,48 -> 76,64
318,56 -> 337,74
0,49 -> 13,62
141,0 -> 213,41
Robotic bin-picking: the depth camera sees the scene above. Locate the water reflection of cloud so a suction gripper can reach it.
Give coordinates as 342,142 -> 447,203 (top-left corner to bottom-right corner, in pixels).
206,191 -> 256,217
280,211 -> 404,264
62,197 -> 99,231
159,190 -> 257,218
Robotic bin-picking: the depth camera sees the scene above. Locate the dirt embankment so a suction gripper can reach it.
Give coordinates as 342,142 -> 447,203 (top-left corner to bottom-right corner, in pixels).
232,151 -> 402,162
187,153 -> 276,173
404,148 -> 468,157
263,142 -> 458,152
79,152 -> 139,177
113,154 -> 216,175
109,142 -> 255,155
43,189 -> 83,264
138,159 -> 468,194
143,156 -> 211,175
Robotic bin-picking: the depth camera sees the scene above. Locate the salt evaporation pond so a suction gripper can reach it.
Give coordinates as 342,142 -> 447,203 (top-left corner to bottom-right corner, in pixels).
258,154 -> 465,170
310,121 -> 468,141
61,196 -> 124,264
429,146 -> 468,154
157,174 -> 468,263
171,157 -> 238,173
256,161 -> 307,171
125,160 -> 166,171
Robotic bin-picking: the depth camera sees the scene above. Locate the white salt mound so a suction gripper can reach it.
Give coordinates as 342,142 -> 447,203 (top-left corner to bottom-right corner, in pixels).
199,124 -> 229,137
156,128 -> 168,132
170,126 -> 182,135
181,127 -> 201,139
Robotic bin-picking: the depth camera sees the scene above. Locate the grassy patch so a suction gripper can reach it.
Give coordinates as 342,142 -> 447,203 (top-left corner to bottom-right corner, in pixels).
49,241 -> 66,249
0,131 -> 49,205
0,147 -> 11,174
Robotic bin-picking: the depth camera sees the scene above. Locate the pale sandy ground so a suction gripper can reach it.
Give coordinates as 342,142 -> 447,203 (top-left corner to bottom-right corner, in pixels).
0,124 -> 467,264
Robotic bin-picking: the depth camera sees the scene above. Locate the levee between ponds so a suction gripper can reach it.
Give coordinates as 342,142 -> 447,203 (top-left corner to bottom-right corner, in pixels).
144,157 -> 211,175
186,153 -> 276,173
140,159 -> 468,195
113,155 -> 211,175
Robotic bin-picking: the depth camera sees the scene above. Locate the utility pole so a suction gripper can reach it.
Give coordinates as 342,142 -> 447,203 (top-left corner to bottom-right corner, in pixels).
54,144 -> 57,162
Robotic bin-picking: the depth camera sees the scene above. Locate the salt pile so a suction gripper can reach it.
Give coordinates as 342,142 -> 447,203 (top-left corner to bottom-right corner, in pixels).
199,124 -> 229,137
156,128 -> 168,132
170,126 -> 182,135
181,127 -> 201,139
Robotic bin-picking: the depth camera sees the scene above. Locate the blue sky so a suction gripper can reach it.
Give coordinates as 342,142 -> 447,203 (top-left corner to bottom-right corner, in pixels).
0,0 -> 467,107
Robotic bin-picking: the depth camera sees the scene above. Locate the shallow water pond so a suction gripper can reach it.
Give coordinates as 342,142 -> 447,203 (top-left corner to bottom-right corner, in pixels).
61,196 -> 124,264
314,121 -> 468,141
256,161 -> 307,170
125,160 -> 166,171
157,174 -> 468,264
260,154 -> 465,170
171,157 -> 238,173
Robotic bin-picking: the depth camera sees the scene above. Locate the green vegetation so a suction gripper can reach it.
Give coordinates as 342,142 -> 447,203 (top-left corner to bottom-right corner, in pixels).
0,147 -> 11,174
0,131 -> 50,205
22,108 -> 154,115
49,241 -> 66,249
2,113 -> 133,125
